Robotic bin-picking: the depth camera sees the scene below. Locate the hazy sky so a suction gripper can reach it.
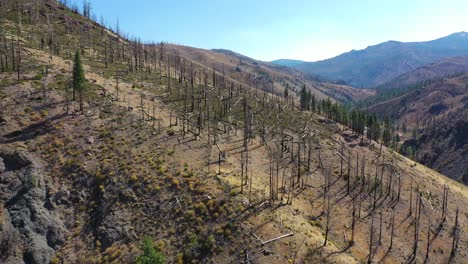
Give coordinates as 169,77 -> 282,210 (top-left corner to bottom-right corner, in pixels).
83,0 -> 468,62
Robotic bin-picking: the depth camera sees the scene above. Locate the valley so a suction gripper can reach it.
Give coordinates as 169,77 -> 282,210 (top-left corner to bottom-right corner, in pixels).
0,1 -> 467,264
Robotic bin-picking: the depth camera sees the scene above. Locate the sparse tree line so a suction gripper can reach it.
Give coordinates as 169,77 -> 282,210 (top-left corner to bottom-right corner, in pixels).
1,1 -> 463,263
299,85 -> 399,154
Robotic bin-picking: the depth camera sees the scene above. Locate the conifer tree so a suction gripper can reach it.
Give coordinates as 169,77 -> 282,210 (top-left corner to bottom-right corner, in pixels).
136,237 -> 166,264
311,93 -> 316,112
72,51 -> 86,113
300,85 -> 307,111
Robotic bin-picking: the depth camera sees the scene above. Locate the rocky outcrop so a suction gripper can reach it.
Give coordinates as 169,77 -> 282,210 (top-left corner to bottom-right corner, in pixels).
0,146 -> 67,264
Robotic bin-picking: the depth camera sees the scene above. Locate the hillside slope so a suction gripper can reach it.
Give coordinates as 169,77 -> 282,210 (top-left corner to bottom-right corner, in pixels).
294,32 -> 468,87
167,46 -> 374,103
0,1 -> 466,264
377,56 -> 468,91
368,73 -> 468,181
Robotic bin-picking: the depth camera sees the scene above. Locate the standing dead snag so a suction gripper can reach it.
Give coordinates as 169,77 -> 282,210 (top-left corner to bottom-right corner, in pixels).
361,156 -> 366,191
307,137 -> 312,176
240,152 -> 244,194
450,208 -> 460,259
347,149 -> 351,194
151,98 -> 156,128
15,0 -> 22,83
296,141 -> 302,186
378,209 -> 383,245
368,211 -> 375,264
414,185 -> 420,221
441,184 -> 449,224
340,142 -> 344,178
140,92 -> 145,121
379,156 -> 385,198
389,209 -> 395,251
424,214 -> 431,263
396,173 -> 402,205
355,153 -> 359,193
350,188 -> 356,246
408,179 -> 413,217
323,176 -> 331,247
410,193 -> 422,263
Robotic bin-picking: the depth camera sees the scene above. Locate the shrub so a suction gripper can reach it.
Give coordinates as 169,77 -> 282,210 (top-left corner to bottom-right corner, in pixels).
136,237 -> 166,264
34,72 -> 44,80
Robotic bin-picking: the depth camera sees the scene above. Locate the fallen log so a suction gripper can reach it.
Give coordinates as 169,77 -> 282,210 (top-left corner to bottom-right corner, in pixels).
252,232 -> 294,245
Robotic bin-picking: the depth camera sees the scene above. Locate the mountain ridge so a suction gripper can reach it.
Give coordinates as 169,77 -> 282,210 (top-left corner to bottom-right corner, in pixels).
0,1 -> 466,264
292,32 -> 468,87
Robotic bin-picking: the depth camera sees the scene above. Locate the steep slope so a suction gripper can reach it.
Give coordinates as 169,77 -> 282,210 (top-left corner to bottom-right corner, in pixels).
270,59 -> 306,67
378,56 -> 468,91
166,45 -> 374,103
368,73 -> 468,181
294,32 -> 468,87
407,111 -> 468,183
360,56 -> 468,108
0,1 -> 466,264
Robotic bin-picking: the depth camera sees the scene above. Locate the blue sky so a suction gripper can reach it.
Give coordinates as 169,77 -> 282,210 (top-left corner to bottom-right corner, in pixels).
82,0 -> 468,62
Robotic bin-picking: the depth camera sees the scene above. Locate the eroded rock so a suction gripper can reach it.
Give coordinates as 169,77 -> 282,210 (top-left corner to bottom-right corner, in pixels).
0,146 -> 67,264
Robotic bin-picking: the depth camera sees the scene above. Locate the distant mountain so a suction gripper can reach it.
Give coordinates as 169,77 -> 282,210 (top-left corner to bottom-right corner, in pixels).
294,32 -> 468,88
270,59 -> 306,67
377,56 -> 468,90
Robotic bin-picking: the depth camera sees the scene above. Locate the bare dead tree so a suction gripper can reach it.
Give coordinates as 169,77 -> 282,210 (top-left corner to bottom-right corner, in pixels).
408,179 -> 413,217
378,209 -> 383,245
340,142 -> 344,178
368,211 -> 375,264
389,209 -> 395,252
355,152 -> 359,192
441,184 -> 449,223
409,193 -> 422,263
450,208 -> 460,260
350,188 -> 356,246
323,179 -> 331,247
347,149 -> 351,194
15,0 -> 22,83
424,214 -> 431,264
361,156 -> 366,191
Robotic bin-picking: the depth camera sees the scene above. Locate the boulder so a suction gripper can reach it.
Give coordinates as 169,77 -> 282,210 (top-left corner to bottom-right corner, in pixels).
86,136 -> 95,144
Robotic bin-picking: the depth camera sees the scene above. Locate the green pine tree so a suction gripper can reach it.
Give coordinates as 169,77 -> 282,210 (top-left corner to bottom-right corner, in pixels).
136,237 -> 166,264
311,93 -> 316,112
72,51 -> 86,113
300,85 -> 307,111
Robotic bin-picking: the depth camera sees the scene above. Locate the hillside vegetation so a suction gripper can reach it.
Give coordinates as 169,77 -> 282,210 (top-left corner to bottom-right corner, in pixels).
0,1 -> 466,264
368,72 -> 468,182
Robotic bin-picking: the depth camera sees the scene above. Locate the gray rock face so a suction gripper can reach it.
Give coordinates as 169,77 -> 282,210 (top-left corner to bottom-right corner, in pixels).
22,234 -> 55,264
0,157 -> 5,172
0,146 -> 67,264
97,215 -> 136,249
